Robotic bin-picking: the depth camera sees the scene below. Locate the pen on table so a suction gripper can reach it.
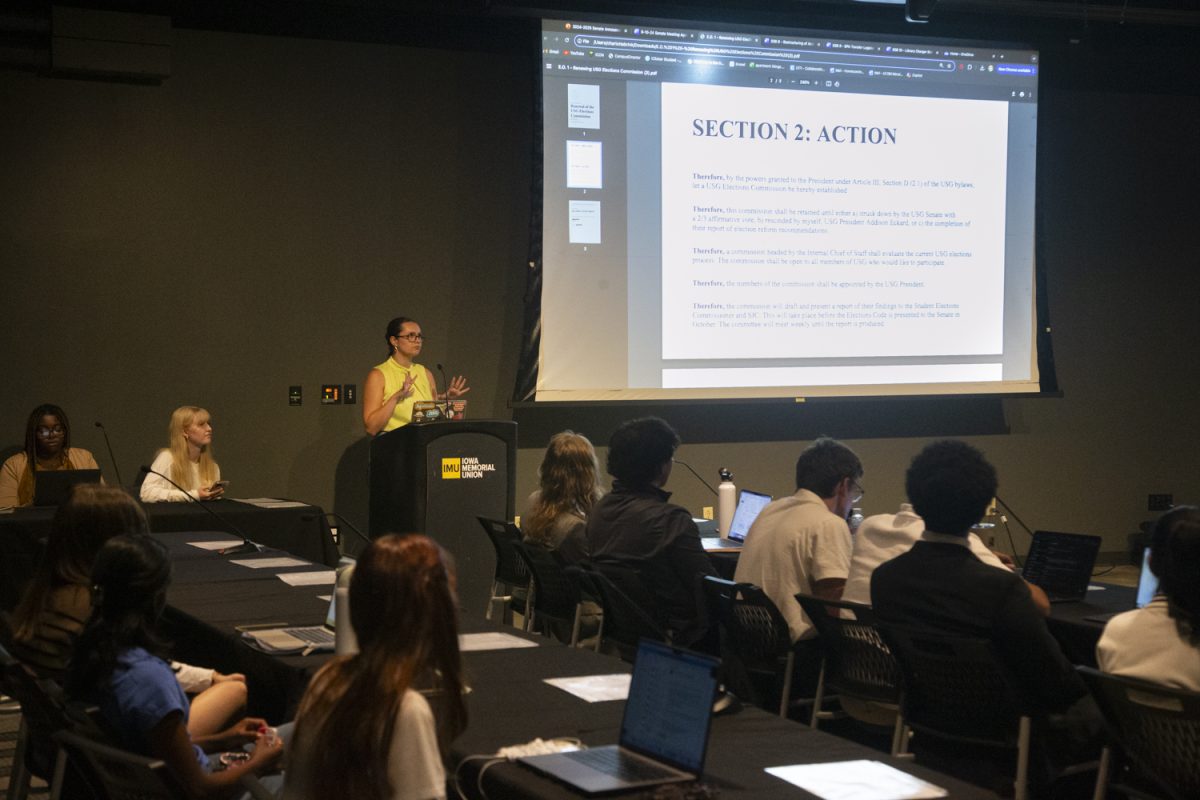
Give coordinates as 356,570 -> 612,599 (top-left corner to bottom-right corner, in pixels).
301,644 -> 316,656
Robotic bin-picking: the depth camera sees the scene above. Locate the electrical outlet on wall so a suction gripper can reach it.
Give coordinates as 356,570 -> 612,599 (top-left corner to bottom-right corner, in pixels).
1148,494 -> 1173,511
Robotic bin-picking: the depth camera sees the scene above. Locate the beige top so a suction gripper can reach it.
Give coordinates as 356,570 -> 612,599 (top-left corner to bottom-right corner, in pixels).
733,488 -> 852,642
0,448 -> 100,508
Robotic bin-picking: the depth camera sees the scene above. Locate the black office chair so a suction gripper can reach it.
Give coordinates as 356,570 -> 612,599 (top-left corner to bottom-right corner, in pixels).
702,576 -> 809,718
794,594 -> 908,755
510,541 -> 593,648
878,625 -> 1034,800
0,639 -> 93,800
1078,666 -> 1200,800
476,517 -> 531,624
567,563 -> 667,662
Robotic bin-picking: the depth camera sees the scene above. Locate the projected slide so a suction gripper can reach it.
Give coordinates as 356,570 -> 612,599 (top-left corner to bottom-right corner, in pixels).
661,83 -> 1007,362
532,17 -> 1044,402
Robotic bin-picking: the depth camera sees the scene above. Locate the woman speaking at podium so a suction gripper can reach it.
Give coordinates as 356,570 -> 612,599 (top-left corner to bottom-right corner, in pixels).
362,317 -> 470,435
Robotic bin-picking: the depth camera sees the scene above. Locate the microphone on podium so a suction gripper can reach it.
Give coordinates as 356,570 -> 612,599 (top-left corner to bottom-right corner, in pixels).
436,362 -> 450,414
138,465 -> 261,556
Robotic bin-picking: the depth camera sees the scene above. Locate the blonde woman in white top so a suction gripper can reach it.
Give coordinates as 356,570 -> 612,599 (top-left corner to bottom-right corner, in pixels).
140,406 -> 224,503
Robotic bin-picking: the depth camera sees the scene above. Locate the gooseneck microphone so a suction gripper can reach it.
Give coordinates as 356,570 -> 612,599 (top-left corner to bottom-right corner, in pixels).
672,458 -> 718,496
94,421 -> 125,487
138,465 -> 260,556
301,512 -> 372,548
435,362 -> 450,413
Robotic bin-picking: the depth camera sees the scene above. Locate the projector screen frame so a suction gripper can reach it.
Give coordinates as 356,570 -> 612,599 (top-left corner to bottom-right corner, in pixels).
512,10 -> 1060,408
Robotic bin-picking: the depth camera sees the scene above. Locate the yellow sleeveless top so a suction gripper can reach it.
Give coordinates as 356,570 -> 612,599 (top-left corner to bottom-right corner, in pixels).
374,358 -> 435,431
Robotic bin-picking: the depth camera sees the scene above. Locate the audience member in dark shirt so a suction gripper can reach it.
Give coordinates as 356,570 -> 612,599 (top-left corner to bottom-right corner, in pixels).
578,417 -> 715,646
871,440 -> 1098,782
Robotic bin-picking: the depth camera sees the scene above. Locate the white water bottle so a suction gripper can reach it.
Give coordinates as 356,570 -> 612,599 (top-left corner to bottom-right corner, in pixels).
335,563 -> 358,655
717,468 -> 736,537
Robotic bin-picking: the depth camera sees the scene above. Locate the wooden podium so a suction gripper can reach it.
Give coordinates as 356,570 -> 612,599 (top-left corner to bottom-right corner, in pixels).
368,420 -> 516,616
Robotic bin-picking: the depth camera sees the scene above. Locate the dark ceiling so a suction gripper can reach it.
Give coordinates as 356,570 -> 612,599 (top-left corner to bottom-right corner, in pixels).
3,0 -> 1198,93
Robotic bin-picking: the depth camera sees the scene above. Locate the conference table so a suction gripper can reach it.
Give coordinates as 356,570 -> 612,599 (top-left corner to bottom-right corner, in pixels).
0,498 -> 338,610
159,531 -> 1000,799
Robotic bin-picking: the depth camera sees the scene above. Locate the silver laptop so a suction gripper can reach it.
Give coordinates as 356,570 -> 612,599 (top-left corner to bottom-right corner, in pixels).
242,593 -> 337,652
519,639 -> 719,794
705,489 -> 771,549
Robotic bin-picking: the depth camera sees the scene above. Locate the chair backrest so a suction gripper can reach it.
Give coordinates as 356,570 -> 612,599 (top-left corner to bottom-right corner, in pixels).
568,563 -> 667,660
510,541 -> 580,622
476,516 -> 529,588
0,639 -> 75,778
1079,666 -> 1200,800
878,625 -> 1027,747
722,582 -> 792,667
795,594 -> 901,705
54,729 -> 190,800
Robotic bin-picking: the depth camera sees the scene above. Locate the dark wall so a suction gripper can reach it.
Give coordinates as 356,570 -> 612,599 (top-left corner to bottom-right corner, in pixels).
1,20 -> 1196,554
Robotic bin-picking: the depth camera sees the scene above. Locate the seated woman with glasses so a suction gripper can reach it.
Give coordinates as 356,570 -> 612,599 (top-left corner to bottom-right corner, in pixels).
0,404 -> 101,508
140,405 -> 224,503
1097,505 -> 1200,691
362,317 -> 471,435
283,534 -> 467,800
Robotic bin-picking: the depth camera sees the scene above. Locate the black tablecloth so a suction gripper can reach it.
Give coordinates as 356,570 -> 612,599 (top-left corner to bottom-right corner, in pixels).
157,532 -> 997,798
1046,583 -> 1136,667
0,499 -> 337,610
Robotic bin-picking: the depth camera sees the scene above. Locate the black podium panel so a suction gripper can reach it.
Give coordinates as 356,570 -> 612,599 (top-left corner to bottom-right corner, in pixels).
368,420 -> 516,617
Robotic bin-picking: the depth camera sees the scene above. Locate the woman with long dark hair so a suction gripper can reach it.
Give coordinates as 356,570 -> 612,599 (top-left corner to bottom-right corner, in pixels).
0,404 -> 100,508
13,485 -> 248,735
283,534 -> 467,800
66,535 -> 282,795
1098,505 -> 1200,690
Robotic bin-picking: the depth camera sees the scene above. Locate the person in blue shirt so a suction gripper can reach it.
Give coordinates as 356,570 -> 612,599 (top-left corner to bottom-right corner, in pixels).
67,534 -> 283,797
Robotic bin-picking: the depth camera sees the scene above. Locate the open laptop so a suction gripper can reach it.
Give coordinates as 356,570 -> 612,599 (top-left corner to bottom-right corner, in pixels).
519,639 -> 719,794
241,592 -> 337,652
1085,548 -> 1160,623
704,489 -> 772,549
32,469 -> 102,507
1021,530 -> 1102,603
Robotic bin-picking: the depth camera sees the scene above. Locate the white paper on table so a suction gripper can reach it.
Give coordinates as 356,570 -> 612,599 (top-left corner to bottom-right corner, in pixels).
544,674 -> 631,703
230,557 -> 310,569
458,632 -> 539,652
277,571 -> 337,586
765,760 -> 948,800
317,595 -> 331,602
188,540 -> 244,551
233,498 -> 309,508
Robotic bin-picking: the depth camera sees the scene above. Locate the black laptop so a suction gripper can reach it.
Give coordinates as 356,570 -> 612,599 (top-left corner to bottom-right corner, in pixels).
1021,530 -> 1102,603
519,639 -> 719,794
1084,548 -> 1160,623
32,469 -> 103,507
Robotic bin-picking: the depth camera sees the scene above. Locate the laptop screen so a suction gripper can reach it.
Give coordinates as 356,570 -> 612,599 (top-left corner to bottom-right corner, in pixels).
324,591 -> 338,628
728,490 -> 772,542
1022,531 -> 1102,599
1135,548 -> 1160,608
620,640 -> 718,774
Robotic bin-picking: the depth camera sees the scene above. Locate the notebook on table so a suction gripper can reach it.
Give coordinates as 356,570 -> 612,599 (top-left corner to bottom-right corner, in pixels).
1021,530 -> 1102,603
1085,548 -> 1160,623
32,469 -> 102,507
705,489 -> 772,549
241,592 -> 337,652
519,639 -> 719,794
